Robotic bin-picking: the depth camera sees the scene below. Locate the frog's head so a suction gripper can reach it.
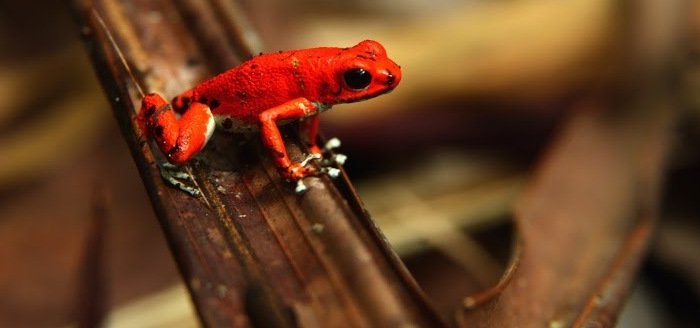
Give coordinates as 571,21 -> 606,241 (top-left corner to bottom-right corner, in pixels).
324,40 -> 402,105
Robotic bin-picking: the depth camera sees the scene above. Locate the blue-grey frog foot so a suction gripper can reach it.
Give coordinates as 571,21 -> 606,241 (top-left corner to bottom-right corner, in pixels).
158,162 -> 201,197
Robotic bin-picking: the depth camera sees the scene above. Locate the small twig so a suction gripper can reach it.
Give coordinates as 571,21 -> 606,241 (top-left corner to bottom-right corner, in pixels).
92,8 -> 145,98
183,165 -> 211,208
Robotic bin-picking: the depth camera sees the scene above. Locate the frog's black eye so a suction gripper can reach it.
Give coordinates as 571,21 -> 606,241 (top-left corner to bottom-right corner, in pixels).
343,68 -> 372,90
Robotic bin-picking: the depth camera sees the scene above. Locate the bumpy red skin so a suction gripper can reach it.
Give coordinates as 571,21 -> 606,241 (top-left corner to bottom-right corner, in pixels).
138,40 -> 401,181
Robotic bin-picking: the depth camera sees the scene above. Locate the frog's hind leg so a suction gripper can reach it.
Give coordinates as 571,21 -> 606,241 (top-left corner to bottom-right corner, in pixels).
139,93 -> 215,165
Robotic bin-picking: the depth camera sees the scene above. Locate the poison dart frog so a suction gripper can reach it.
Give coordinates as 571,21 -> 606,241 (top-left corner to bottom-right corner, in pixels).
138,40 -> 401,194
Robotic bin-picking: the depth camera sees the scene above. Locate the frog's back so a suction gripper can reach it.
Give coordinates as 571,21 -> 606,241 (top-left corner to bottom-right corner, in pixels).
191,47 -> 341,123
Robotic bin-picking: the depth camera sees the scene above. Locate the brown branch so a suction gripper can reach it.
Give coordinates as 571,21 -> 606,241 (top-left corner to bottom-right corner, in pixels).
456,0 -> 683,326
69,0 -> 444,326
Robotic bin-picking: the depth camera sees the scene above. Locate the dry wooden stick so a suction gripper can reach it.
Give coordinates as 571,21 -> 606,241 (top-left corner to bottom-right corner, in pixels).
70,0 -> 444,326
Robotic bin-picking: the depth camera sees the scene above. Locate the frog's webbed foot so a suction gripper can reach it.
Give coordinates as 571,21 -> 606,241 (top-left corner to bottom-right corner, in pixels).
159,162 -> 201,196
291,153 -> 322,194
293,138 -> 347,194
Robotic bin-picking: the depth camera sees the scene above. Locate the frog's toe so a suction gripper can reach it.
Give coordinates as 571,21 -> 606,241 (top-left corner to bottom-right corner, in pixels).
321,153 -> 347,167
317,137 -> 346,166
294,180 -> 308,194
158,162 -> 200,196
323,167 -> 341,179
331,153 -> 347,165
323,137 -> 342,151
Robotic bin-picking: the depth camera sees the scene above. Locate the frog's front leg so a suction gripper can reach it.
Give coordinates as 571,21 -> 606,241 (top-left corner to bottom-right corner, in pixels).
259,98 -> 322,182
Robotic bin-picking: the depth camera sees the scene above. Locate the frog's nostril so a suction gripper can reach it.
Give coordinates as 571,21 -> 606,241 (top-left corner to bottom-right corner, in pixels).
385,71 -> 395,87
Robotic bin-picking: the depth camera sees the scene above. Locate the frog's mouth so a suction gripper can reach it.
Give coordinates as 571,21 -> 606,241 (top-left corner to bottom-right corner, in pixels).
338,87 -> 396,104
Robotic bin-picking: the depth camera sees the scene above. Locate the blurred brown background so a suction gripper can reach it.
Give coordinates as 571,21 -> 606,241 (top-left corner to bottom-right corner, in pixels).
1,0 -> 699,326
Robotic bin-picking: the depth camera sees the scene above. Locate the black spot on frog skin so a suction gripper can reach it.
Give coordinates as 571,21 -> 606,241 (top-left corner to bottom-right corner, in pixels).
210,99 -> 220,109
251,63 -> 258,69
172,96 -> 192,113
168,145 -> 180,157
199,96 -> 208,103
320,82 -> 330,93
145,105 -> 156,117
154,125 -> 164,137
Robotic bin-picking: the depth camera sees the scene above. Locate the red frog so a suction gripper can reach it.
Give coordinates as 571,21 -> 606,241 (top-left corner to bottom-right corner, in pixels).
138,40 -> 401,193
